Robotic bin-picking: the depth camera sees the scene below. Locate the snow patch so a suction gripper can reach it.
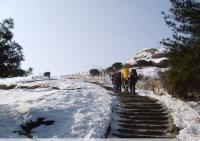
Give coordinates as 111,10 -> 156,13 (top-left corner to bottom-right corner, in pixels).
0,78 -> 112,138
137,90 -> 200,139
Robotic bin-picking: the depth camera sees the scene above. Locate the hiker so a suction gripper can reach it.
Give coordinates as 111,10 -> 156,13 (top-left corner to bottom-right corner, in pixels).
111,69 -> 118,93
111,71 -> 117,93
128,69 -> 138,94
111,70 -> 122,93
121,66 -> 129,93
115,71 -> 122,93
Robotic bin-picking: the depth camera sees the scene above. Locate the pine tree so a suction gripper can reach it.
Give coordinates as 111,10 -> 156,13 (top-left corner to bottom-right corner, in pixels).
161,0 -> 200,100
0,18 -> 26,78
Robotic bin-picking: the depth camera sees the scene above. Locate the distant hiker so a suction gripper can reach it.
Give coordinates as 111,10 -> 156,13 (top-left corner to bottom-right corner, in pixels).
111,70 -> 122,93
128,69 -> 138,94
115,71 -> 122,93
121,66 -> 129,93
111,71 -> 117,93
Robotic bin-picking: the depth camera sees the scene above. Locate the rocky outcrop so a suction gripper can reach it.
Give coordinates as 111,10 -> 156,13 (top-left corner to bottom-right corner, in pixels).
128,48 -> 169,68
14,117 -> 55,138
0,84 -> 16,90
155,59 -> 169,68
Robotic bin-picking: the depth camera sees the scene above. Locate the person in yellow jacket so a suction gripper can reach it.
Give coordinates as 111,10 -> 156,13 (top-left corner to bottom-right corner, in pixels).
121,66 -> 129,92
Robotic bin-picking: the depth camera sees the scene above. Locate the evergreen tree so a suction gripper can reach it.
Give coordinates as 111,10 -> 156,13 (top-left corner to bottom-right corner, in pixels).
0,18 -> 26,78
43,72 -> 51,79
161,0 -> 200,100
27,67 -> 33,75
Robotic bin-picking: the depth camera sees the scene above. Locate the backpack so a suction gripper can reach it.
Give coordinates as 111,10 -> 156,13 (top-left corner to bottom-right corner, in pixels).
130,69 -> 138,81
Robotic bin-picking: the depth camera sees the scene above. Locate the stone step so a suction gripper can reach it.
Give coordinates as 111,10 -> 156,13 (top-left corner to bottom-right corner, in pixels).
117,100 -> 159,104
117,94 -> 155,98
118,123 -> 169,130
115,128 -> 167,135
113,107 -> 167,113
118,98 -> 158,102
118,103 -> 164,107
119,102 -> 159,105
119,105 -> 164,110
112,133 -> 169,138
119,115 -> 169,121
118,96 -> 157,99
117,119 -> 169,125
115,111 -> 168,116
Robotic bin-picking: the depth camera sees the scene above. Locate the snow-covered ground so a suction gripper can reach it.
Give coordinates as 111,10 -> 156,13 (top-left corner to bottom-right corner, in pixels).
137,89 -> 200,139
136,67 -> 168,80
0,75 -> 58,86
0,77 -> 113,138
1,73 -> 199,139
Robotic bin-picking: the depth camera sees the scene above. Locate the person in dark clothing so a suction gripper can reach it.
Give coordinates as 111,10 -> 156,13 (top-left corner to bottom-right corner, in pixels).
111,71 -> 122,93
128,69 -> 138,94
111,72 -> 117,93
115,72 -> 122,93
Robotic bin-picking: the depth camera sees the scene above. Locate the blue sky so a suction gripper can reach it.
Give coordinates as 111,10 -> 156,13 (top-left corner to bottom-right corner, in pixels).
0,0 -> 172,75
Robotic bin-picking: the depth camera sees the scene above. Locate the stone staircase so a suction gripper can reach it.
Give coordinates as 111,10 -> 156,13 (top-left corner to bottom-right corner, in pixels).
107,93 -> 172,138
85,82 -> 172,138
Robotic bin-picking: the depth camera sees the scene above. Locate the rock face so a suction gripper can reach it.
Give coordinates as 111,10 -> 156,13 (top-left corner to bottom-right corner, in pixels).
128,48 -> 169,68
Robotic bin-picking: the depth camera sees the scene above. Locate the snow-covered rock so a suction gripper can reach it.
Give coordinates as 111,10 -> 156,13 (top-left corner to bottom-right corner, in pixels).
128,47 -> 168,66
126,47 -> 169,80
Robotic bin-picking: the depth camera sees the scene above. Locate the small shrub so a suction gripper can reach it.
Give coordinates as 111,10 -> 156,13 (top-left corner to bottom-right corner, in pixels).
89,69 -> 100,76
43,72 -> 51,79
134,60 -> 154,67
155,59 -> 169,68
137,74 -> 144,81
159,70 -> 200,101
168,115 -> 181,136
26,67 -> 33,76
152,53 -> 167,59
